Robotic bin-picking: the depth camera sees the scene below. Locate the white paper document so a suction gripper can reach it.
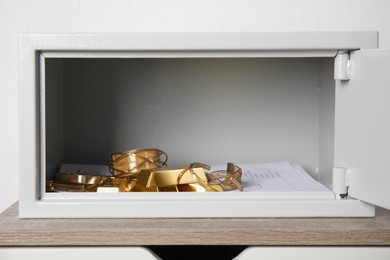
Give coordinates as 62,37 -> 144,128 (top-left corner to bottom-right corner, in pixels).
59,163 -> 112,176
211,162 -> 331,192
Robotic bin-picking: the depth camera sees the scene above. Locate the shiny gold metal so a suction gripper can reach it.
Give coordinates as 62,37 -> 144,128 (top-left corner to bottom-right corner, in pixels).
109,148 -> 168,177
157,186 -> 179,192
129,178 -> 157,192
137,167 -> 208,188
49,172 -> 133,193
129,179 -> 158,192
47,148 -> 242,193
99,176 -> 133,192
46,180 -> 98,192
177,183 -> 223,192
176,184 -> 198,192
56,172 -> 104,186
207,163 -> 243,191
47,172 -> 105,192
177,163 -> 222,192
129,181 -> 222,192
133,166 -> 223,192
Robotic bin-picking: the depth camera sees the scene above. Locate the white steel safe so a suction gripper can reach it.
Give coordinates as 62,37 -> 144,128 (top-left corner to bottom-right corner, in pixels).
19,32 -> 390,218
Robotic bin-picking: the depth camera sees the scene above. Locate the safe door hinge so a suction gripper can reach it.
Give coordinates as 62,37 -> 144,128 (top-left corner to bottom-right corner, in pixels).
332,167 -> 350,199
334,50 -> 351,80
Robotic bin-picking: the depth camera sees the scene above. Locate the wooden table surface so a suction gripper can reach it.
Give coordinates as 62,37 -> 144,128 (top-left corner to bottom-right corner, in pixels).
0,202 -> 390,246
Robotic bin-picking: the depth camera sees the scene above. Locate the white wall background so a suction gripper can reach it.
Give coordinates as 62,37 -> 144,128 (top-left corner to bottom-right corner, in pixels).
1,0 -> 390,214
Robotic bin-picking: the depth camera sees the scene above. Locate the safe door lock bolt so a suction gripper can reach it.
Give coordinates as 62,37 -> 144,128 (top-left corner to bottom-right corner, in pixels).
332,167 -> 350,199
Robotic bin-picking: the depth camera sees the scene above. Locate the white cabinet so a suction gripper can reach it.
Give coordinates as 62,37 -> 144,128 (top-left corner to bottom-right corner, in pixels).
3,247 -> 389,260
19,32 -> 390,218
0,248 -> 158,260
235,247 -> 390,260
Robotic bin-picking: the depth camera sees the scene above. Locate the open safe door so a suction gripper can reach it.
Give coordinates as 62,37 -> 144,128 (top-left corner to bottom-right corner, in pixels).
335,49 -> 390,210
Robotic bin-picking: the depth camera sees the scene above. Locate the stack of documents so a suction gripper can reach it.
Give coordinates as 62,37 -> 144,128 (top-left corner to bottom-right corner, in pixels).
211,162 -> 331,192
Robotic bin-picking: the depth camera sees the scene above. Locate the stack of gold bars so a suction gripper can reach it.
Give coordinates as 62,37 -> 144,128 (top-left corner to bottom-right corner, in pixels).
47,148 -> 243,193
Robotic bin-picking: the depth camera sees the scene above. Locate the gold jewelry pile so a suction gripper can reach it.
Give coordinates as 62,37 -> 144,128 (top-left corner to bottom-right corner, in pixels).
46,148 -> 243,192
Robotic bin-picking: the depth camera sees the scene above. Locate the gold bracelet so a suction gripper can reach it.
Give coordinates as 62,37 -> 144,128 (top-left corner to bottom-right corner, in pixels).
47,172 -> 105,192
206,163 -> 243,191
56,172 -> 104,185
109,148 -> 168,177
177,163 -> 222,192
47,148 -> 243,193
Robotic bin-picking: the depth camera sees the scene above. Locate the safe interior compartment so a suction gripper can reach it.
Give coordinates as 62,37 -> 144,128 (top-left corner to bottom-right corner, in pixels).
45,57 -> 334,182
41,55 -> 369,216
20,33 -> 389,218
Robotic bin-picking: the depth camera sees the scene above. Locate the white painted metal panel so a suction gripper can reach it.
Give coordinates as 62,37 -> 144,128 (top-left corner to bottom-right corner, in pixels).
235,247 -> 390,260
0,247 -> 158,260
20,32 -> 378,52
334,49 -> 390,210
19,32 -> 379,218
26,197 -> 374,218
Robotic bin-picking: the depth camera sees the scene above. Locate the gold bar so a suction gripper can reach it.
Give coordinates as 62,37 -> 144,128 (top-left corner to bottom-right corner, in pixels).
157,186 -> 179,192
137,167 -> 208,188
99,176 -> 132,192
177,183 -> 223,192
